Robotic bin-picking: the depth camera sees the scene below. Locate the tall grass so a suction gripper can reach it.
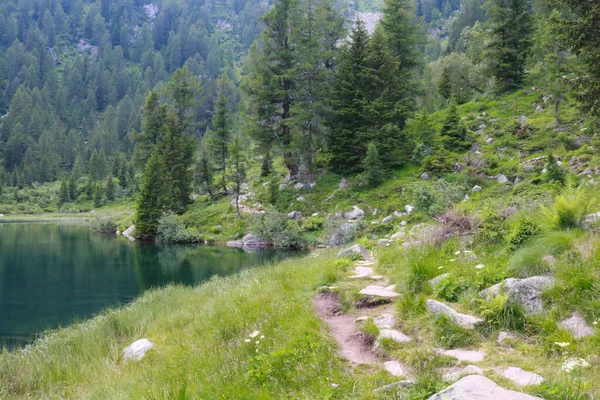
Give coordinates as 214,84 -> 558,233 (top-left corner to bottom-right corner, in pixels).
0,251 -> 354,399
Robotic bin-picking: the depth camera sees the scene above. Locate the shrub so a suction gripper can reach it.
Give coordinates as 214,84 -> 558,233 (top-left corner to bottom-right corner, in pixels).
410,180 -> 464,216
433,315 -> 480,348
91,216 -> 117,233
476,206 -> 506,244
540,186 -> 594,229
508,217 -> 542,250
157,212 -> 202,243
434,275 -> 468,302
477,293 -> 528,331
303,216 -> 324,232
252,207 -> 305,248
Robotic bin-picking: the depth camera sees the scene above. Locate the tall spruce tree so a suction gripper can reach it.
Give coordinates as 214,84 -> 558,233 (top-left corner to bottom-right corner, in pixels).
440,102 -> 470,151
209,74 -> 233,194
228,134 -> 247,218
484,0 -> 532,91
135,151 -> 166,238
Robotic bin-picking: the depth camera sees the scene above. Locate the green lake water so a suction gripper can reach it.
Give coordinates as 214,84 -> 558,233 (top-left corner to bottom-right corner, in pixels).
0,222 -> 300,347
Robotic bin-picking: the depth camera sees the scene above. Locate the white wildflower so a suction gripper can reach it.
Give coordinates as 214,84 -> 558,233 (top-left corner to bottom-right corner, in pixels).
454,251 -> 461,255
249,330 -> 260,338
554,341 -> 570,348
593,321 -> 598,326
260,335 -> 265,339
244,339 -> 251,343
562,358 -> 590,373
255,341 -> 260,345
331,383 -> 339,388
449,259 -> 456,262
438,266 -> 445,269
474,264 -> 484,269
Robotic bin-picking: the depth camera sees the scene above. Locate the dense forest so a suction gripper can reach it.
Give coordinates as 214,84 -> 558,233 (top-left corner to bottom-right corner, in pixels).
0,0 -> 599,239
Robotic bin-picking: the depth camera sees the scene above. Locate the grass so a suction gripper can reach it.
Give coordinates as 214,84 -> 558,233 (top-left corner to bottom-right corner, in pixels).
0,250 -> 372,399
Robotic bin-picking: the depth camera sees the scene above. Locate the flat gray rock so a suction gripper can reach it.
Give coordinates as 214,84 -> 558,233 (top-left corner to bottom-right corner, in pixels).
360,285 -> 399,298
443,365 -> 484,382
426,299 -> 485,329
123,338 -> 154,362
382,215 -> 394,224
428,375 -> 543,400
377,329 -> 411,344
500,367 -> 544,386
428,273 -> 450,288
374,313 -> 396,329
438,349 -> 485,363
479,276 -> 554,314
383,360 -> 407,377
338,244 -> 370,260
349,266 -> 373,279
123,225 -> 136,241
559,313 -> 595,339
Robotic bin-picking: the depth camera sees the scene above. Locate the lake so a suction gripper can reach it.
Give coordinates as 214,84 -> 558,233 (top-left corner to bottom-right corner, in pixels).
0,222 -> 299,348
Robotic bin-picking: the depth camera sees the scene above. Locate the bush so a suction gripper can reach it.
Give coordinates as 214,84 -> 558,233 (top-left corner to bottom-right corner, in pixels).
433,315 -> 480,348
410,180 -> 465,216
91,216 -> 117,233
157,212 -> 202,243
540,186 -> 593,229
434,275 -> 468,302
476,206 -> 506,244
252,207 -> 305,248
508,217 -> 542,250
303,216 -> 324,232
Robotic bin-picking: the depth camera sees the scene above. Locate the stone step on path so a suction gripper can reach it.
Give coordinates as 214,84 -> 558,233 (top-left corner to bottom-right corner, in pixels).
427,375 -> 543,400
359,285 -> 400,300
442,365 -> 484,382
383,360 -> 408,377
498,367 -> 544,387
426,299 -> 484,329
375,329 -> 412,347
349,266 -> 374,279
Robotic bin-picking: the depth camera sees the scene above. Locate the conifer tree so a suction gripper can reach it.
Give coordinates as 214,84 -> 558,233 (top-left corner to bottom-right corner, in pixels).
209,74 -> 233,194
59,177 -> 70,205
105,175 -> 115,201
93,183 -> 103,208
69,173 -> 77,200
86,175 -> 94,200
439,66 -> 452,100
195,148 -> 214,197
363,143 -> 384,187
484,0 -> 532,91
135,151 -> 165,238
440,102 -> 470,151
228,134 -> 247,218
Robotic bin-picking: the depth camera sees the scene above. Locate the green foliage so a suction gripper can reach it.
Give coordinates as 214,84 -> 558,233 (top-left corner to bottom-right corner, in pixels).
252,207 -> 305,248
440,102 -> 470,151
477,293 -> 528,331
91,216 -> 117,234
267,177 -> 279,206
156,212 -> 202,243
476,206 -> 506,244
508,217 -> 542,250
304,216 -> 324,232
362,143 -> 384,186
433,315 -> 480,348
410,180 -> 465,215
545,154 -> 565,184
228,134 -> 248,218
105,176 -> 116,202
541,186 -> 593,230
434,275 -> 468,302
93,184 -> 103,208
58,177 -> 70,206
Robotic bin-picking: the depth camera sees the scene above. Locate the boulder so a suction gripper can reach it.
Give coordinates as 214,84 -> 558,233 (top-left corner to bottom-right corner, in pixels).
500,367 -> 544,387
428,273 -> 450,289
426,299 -> 485,329
122,225 -> 136,242
472,185 -> 482,192
344,206 -> 365,220
376,329 -> 411,344
583,212 -> 600,229
427,375 -> 543,400
377,239 -> 391,246
558,313 -> 595,338
405,205 -> 414,214
227,233 -> 265,248
374,313 -> 396,329
279,184 -> 288,190
438,349 -> 485,363
330,223 -> 356,246
122,339 -> 154,362
421,172 -> 431,180
391,230 -> 406,240
443,365 -> 484,382
497,331 -> 519,346
479,276 -> 555,314
339,178 -> 348,189
523,165 -> 534,173
338,244 -> 369,260
382,215 -> 394,224
383,361 -> 407,377
287,211 -> 302,220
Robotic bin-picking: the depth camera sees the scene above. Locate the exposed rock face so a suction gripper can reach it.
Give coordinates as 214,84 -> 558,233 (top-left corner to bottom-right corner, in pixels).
443,365 -> 483,382
338,244 -> 369,260
123,339 -> 154,362
123,225 -> 136,241
427,375 -> 543,400
500,367 -> 544,387
226,233 -> 265,248
344,206 -> 365,220
559,313 -> 595,338
426,299 -> 485,329
479,276 -> 555,314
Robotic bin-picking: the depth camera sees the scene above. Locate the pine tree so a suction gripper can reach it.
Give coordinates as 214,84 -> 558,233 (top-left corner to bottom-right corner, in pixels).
105,175 -> 116,201
135,151 -> 165,239
363,143 -> 384,187
195,149 -> 214,197
69,173 -> 77,200
228,134 -> 247,218
93,183 -> 103,208
59,177 -> 70,205
209,74 -> 233,194
484,0 -> 532,91
546,153 -> 565,184
439,66 -> 452,100
86,175 -> 94,200
440,102 -> 470,151
267,176 -> 279,206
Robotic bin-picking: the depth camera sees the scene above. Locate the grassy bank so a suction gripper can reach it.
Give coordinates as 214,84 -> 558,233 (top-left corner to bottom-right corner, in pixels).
0,250 -> 391,399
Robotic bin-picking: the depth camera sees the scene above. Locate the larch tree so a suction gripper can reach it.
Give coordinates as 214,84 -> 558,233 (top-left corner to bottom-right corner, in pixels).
209,73 -> 233,194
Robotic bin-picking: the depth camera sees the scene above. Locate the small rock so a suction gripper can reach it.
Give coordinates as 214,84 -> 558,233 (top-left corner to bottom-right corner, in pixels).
349,266 -> 374,279
500,367 -> 544,387
383,361 -> 407,377
338,244 -> 369,260
376,329 -> 411,344
497,331 -> 519,346
284,174 -> 291,183
558,313 -> 595,338
472,185 -> 482,192
339,178 -> 348,189
391,230 -> 406,239
374,313 -> 396,329
122,339 -> 154,362
427,375 -> 543,400
583,212 -> 600,229
428,273 -> 450,289
497,174 -> 509,184
359,285 -> 399,299
287,211 -> 302,220
438,349 -> 485,363
372,208 -> 379,216
382,215 -> 393,224
421,172 -> 431,180
426,299 -> 485,329
344,206 -> 365,220
394,211 -> 406,218
373,380 -> 415,394
356,316 -> 369,322
443,365 -> 484,382
123,225 -> 136,242
405,205 -> 414,214
486,137 -> 493,145
514,177 -> 522,185
296,196 -> 305,202
312,212 -> 319,217
400,220 -> 407,226
536,105 -> 544,111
